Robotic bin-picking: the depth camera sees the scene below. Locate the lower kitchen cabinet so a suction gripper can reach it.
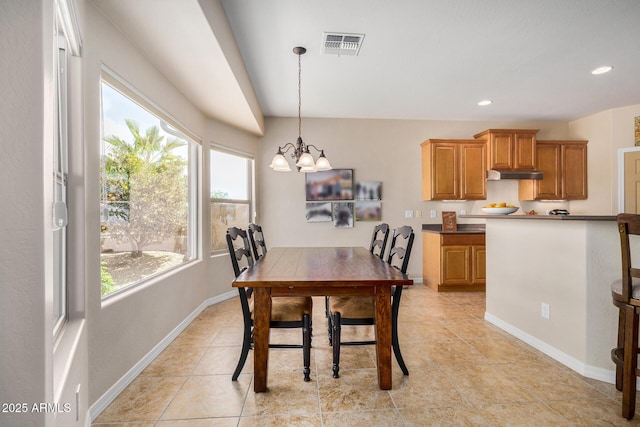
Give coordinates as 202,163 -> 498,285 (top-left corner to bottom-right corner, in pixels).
423,232 -> 486,292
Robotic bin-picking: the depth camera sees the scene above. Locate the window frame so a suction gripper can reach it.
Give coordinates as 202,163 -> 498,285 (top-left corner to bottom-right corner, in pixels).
99,67 -> 202,300
53,32 -> 69,339
53,0 -> 82,339
209,144 -> 255,256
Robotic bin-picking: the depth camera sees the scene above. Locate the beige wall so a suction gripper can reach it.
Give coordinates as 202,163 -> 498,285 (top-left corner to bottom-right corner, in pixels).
83,0 -> 259,408
484,104 -> 640,380
4,0 -> 640,423
485,219 -> 619,379
257,117 -> 570,279
0,1 -> 62,425
569,104 -> 640,214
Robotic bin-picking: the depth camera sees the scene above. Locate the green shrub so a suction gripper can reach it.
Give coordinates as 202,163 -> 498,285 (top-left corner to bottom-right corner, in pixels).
101,261 -> 115,296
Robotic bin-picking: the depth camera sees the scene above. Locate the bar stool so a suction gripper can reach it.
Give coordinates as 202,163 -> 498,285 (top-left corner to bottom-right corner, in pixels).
611,213 -> 640,419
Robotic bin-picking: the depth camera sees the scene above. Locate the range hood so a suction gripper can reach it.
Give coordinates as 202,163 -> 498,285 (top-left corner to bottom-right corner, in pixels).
486,169 -> 544,180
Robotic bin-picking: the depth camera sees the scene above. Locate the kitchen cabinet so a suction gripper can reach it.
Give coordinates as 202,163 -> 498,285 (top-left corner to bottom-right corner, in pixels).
473,129 -> 538,170
519,140 -> 588,200
421,139 -> 486,200
423,232 -> 486,292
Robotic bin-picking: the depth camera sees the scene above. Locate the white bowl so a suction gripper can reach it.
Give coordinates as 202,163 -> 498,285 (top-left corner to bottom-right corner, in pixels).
481,207 -> 519,215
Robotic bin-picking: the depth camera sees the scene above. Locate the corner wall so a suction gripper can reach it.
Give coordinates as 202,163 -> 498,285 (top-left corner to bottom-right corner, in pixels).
83,1 -> 260,407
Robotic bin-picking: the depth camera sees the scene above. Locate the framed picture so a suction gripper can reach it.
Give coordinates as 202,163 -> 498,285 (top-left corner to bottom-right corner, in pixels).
305,202 -> 332,222
333,202 -> 354,227
355,181 -> 382,200
355,201 -> 381,221
442,211 -> 457,232
305,169 -> 354,201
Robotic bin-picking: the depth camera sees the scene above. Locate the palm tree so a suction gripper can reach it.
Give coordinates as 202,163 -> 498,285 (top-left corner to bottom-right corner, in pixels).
101,119 -> 188,257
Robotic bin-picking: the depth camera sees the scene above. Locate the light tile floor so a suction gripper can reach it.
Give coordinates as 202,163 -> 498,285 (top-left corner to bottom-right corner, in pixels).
93,284 -> 639,426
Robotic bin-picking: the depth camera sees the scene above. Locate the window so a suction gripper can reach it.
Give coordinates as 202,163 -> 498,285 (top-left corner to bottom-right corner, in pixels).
52,0 -> 81,337
53,33 -> 69,337
100,73 -> 199,297
210,146 -> 254,254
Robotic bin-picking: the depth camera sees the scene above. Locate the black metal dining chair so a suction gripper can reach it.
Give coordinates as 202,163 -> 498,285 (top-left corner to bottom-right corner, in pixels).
369,223 -> 390,260
325,223 -> 390,320
248,223 -> 267,260
327,225 -> 414,379
226,226 -> 313,381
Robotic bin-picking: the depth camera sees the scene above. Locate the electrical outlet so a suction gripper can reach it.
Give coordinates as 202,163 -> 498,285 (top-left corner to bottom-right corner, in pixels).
415,210 -> 422,218
430,210 -> 437,219
460,209 -> 466,216
541,303 -> 550,319
405,210 -> 414,219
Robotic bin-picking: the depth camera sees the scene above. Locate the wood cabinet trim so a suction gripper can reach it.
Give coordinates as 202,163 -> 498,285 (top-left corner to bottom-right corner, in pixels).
424,231 -> 486,291
473,129 -> 539,171
421,139 -> 487,201
519,140 -> 588,200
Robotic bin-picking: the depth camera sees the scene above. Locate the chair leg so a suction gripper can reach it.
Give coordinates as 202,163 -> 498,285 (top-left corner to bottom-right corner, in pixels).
303,314 -> 311,382
328,307 -> 333,346
392,309 -> 409,376
622,304 -> 638,420
616,307 -> 625,391
332,312 -> 341,378
232,323 -> 252,381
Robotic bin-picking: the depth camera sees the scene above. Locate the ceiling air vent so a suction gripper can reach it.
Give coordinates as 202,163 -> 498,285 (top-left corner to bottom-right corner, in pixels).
322,32 -> 365,56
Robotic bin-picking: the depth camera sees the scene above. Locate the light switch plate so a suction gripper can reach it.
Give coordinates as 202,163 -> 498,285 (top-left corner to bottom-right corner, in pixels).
405,210 -> 414,219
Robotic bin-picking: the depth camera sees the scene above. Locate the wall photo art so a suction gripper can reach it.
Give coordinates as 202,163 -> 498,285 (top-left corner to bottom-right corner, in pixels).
305,202 -> 333,222
355,201 -> 382,221
355,181 -> 382,200
333,202 -> 354,227
306,169 -> 353,201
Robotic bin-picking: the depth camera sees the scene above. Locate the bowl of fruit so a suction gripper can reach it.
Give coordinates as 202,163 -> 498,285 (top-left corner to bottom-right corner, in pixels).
481,202 -> 519,215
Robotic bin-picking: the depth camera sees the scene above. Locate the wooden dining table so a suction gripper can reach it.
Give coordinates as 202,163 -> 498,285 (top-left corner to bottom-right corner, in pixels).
232,246 -> 413,392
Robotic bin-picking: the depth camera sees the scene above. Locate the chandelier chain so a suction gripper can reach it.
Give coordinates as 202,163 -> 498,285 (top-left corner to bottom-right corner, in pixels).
298,51 -> 302,139
269,46 -> 331,172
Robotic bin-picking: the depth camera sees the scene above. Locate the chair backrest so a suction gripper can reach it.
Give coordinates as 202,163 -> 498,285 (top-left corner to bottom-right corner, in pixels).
226,226 -> 254,278
616,213 -> 640,303
248,223 -> 268,260
386,225 -> 415,275
369,223 -> 390,260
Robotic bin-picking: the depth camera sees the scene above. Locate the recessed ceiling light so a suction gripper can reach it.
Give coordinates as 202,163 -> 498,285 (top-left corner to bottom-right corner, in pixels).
478,100 -> 492,106
592,66 -> 613,75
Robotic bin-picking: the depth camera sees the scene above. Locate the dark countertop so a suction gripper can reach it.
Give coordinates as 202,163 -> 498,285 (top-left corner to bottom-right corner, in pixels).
422,224 -> 486,234
460,214 -> 616,221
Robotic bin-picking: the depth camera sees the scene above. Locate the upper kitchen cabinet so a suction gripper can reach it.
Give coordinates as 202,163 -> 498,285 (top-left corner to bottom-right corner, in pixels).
421,139 -> 486,200
474,129 -> 538,170
519,140 -> 588,200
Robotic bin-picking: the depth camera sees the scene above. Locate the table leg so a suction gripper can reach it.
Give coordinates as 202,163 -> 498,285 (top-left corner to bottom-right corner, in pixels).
253,287 -> 271,392
374,286 -> 392,390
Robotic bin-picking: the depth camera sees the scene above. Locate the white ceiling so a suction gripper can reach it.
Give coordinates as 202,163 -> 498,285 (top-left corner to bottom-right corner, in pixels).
92,0 -> 640,135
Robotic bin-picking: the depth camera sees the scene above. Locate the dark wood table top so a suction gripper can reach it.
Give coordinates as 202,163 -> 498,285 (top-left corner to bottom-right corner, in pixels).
233,246 -> 413,288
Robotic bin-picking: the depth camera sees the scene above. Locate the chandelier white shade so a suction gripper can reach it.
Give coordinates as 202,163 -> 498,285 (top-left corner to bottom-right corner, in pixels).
268,150 -> 291,171
269,47 -> 332,173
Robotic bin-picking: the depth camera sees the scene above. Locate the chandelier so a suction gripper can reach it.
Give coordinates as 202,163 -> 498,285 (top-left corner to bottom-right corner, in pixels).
269,46 -> 332,173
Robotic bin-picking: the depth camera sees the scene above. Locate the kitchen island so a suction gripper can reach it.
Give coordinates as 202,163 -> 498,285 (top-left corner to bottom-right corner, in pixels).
461,214 -> 619,384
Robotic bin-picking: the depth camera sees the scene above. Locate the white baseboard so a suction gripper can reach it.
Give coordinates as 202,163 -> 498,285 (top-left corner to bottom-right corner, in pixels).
88,290 -> 237,424
484,311 -> 616,385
